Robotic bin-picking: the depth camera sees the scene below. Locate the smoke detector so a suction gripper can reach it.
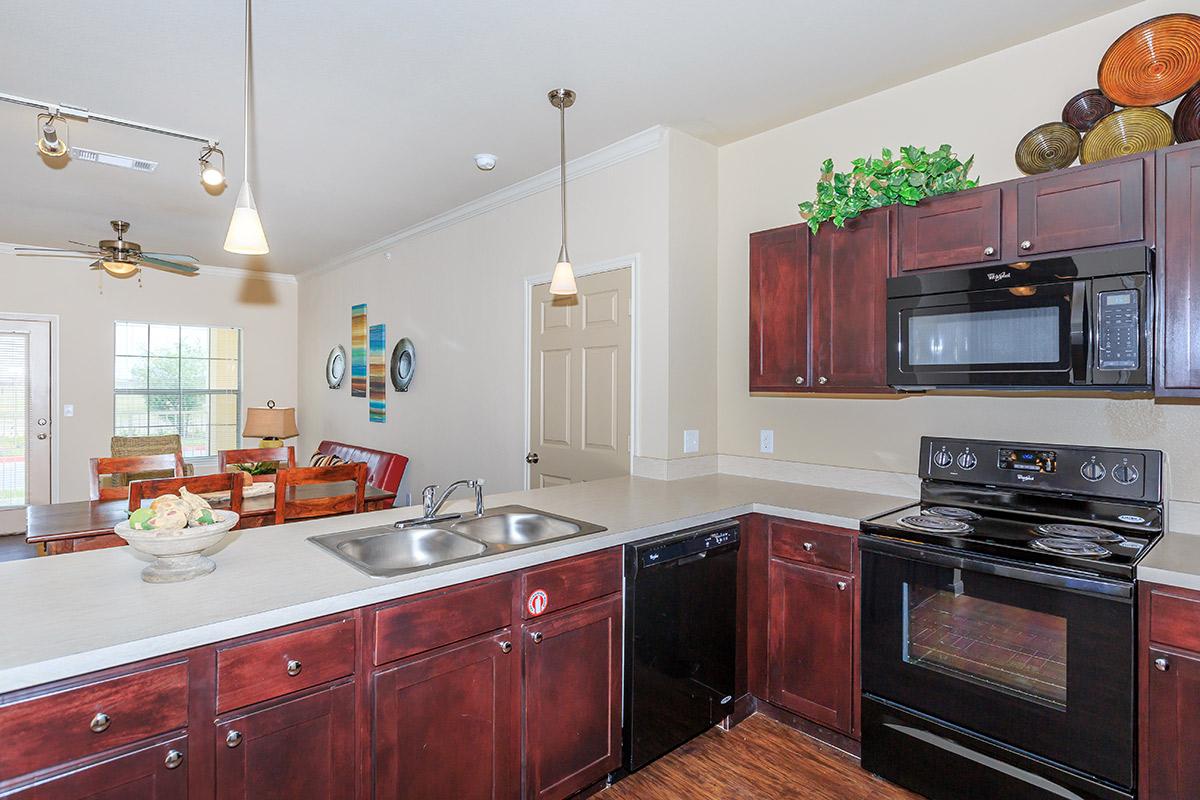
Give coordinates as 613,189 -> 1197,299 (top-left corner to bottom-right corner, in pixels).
70,147 -> 158,173
473,153 -> 497,171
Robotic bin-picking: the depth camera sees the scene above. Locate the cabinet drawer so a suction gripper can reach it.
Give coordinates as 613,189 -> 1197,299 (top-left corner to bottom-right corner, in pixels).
217,618 -> 355,713
769,519 -> 855,573
521,548 -> 621,620
373,575 -> 513,665
1148,584 -> 1200,652
0,661 -> 188,782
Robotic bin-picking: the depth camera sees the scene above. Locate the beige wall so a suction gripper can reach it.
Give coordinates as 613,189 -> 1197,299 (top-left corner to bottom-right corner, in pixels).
715,0 -> 1200,502
0,250 -> 298,504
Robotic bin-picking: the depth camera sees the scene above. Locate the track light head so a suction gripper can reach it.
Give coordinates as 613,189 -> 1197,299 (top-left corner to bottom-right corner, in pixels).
36,113 -> 68,158
199,144 -> 226,187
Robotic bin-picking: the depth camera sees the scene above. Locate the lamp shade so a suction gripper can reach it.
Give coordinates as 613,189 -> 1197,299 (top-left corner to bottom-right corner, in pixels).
224,181 -> 270,255
242,403 -> 298,440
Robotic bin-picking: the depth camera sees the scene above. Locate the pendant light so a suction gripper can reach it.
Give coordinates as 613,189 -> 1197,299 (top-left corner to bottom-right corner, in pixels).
548,88 -> 577,296
224,0 -> 269,255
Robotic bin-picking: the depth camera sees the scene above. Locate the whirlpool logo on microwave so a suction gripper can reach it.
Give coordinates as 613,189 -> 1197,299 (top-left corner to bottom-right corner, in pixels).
987,271 -> 1013,282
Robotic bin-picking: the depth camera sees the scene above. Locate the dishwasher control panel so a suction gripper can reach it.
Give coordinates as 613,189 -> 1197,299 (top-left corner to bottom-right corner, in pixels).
639,525 -> 739,568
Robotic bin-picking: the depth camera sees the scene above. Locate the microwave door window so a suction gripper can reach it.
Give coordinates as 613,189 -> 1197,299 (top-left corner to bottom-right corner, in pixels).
906,306 -> 1062,369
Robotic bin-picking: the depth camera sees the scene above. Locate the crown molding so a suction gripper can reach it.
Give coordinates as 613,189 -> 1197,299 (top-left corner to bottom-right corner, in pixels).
0,241 -> 297,285
309,125 -> 666,276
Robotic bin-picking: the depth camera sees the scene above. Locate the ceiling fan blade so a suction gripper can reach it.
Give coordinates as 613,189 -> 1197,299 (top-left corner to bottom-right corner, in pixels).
88,260 -> 103,270
142,252 -> 199,263
14,247 -> 101,257
138,255 -> 199,275
68,240 -> 99,249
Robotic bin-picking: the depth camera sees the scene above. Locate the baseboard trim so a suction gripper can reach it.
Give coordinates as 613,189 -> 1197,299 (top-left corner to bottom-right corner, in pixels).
754,700 -> 862,758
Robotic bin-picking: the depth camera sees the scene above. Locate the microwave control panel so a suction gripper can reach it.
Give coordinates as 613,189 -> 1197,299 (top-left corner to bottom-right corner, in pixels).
1096,289 -> 1139,371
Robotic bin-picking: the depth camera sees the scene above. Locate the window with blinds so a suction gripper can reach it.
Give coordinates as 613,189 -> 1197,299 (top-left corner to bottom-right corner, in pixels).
114,322 -> 242,458
0,332 -> 30,509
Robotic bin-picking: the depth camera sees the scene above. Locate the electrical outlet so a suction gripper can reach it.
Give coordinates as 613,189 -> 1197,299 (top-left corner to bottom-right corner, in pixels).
760,429 -> 774,454
683,429 -> 700,454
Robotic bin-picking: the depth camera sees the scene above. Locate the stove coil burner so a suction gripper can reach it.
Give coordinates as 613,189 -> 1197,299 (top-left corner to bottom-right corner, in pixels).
897,515 -> 972,535
1030,537 -> 1111,558
1035,523 -> 1124,543
924,506 -> 982,522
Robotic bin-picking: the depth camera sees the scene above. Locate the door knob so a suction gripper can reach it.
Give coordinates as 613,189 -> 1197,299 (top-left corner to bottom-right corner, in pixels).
525,452 -> 539,465
1020,240 -> 1032,250
1154,657 -> 1170,672
983,246 -> 995,256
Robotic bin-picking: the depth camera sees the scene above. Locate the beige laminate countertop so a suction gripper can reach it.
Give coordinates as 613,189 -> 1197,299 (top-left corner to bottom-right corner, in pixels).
0,474 -> 911,695
1137,532 -> 1200,592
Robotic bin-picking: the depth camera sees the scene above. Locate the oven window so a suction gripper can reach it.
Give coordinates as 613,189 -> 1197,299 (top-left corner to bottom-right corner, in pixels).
907,306 -> 1061,366
903,583 -> 1067,708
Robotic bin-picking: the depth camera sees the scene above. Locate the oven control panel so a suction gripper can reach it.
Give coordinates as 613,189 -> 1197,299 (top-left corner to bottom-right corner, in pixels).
920,436 -> 1162,502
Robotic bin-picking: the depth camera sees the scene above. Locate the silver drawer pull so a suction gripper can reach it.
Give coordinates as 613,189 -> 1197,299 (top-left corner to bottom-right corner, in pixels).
226,730 -> 243,748
1020,240 -> 1032,250
286,659 -> 302,676
499,641 -> 513,654
837,581 -> 848,591
802,542 -> 815,552
1154,657 -> 1170,672
164,749 -> 184,769
983,246 -> 995,256
530,632 -> 544,644
794,376 -> 804,385
90,712 -> 111,733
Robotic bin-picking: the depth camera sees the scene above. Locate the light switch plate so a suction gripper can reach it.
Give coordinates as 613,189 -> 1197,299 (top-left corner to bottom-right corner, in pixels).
63,404 -> 74,417
760,429 -> 774,454
683,429 -> 700,454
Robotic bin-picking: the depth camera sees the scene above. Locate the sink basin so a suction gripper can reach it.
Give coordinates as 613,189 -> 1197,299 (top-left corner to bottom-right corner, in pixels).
452,511 -> 582,546
312,526 -> 486,577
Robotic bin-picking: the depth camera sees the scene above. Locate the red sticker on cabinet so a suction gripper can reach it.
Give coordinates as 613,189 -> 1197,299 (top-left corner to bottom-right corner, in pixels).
527,589 -> 549,616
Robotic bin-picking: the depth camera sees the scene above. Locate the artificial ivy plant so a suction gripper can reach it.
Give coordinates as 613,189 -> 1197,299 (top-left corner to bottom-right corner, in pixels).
798,144 -> 977,233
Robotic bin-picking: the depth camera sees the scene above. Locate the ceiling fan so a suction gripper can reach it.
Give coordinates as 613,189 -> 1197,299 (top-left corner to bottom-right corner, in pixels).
14,220 -> 199,278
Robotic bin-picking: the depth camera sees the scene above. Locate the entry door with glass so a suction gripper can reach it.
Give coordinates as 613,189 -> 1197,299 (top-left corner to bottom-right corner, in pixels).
0,318 -> 52,533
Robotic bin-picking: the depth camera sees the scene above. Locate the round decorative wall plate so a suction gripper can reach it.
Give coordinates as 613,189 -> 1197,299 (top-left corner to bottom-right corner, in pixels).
390,338 -> 416,392
1098,13 -> 1200,107
326,345 -> 346,389
1061,89 -> 1114,133
1080,107 -> 1174,164
1176,84 -> 1200,143
1015,122 -> 1080,175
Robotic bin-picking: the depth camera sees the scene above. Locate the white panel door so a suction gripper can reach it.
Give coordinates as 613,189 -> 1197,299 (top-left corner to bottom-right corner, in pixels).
0,318 -> 52,534
528,268 -> 631,487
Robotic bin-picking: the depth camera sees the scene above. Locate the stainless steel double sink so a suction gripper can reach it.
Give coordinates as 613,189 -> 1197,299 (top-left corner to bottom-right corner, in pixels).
308,505 -> 607,578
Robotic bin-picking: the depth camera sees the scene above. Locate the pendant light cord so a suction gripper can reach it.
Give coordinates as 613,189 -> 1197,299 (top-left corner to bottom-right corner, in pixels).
559,97 -> 568,255
243,0 -> 251,184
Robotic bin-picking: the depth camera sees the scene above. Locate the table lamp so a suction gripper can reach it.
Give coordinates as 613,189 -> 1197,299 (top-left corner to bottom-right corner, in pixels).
242,400 -> 299,448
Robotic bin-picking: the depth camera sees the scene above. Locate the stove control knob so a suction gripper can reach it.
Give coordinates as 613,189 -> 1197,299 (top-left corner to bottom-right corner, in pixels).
1080,461 -> 1107,482
956,452 -> 977,470
1112,463 -> 1139,485
933,449 -> 954,469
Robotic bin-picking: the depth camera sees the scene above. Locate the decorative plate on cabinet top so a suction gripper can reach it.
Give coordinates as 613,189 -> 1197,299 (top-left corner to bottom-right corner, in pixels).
1062,89 -> 1115,133
1175,84 -> 1200,143
390,338 -> 415,392
1080,107 -> 1174,164
1098,13 -> 1200,107
326,345 -> 347,389
1015,122 -> 1080,175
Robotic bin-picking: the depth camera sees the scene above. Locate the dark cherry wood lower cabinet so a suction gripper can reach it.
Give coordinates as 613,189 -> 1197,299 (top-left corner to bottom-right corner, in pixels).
373,632 -> 518,800
1140,582 -> 1200,798
214,680 -> 356,800
1,736 -> 188,799
523,594 -> 622,800
766,557 -> 855,735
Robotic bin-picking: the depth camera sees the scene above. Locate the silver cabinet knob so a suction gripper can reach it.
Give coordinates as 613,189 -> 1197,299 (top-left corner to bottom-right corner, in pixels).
1020,240 -> 1032,250
1154,657 -> 1170,672
818,376 -> 828,385
499,640 -> 512,654
837,581 -> 848,591
802,542 -> 815,552
286,659 -> 302,676
794,376 -> 804,385
225,730 -> 243,748
530,632 -> 544,644
164,749 -> 184,770
983,246 -> 995,256
90,712 -> 111,733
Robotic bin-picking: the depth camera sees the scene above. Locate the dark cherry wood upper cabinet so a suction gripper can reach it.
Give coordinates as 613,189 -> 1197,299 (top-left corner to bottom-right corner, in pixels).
766,557 -> 855,736
373,633 -> 518,800
1158,141 -> 1200,396
1013,156 -> 1148,257
898,185 -> 1002,271
1,735 -> 188,799
810,207 -> 894,391
214,680 -> 356,800
749,224 -> 810,391
523,593 -> 622,800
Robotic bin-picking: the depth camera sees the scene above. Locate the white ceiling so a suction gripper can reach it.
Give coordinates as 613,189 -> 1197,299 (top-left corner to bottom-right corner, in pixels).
0,0 -> 1138,274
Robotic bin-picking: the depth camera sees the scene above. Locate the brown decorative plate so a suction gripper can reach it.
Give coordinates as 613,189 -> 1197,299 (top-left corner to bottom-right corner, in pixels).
1176,84 -> 1200,143
1080,107 -> 1174,164
1015,122 -> 1081,175
1062,89 -> 1115,133
1098,13 -> 1200,106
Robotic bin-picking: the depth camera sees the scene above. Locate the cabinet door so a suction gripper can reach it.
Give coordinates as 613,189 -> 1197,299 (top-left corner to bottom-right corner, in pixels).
215,680 -> 355,800
767,557 -> 854,734
810,208 -> 892,390
1015,158 -> 1145,256
898,186 -> 1001,271
749,225 -> 810,391
1160,142 -> 1200,394
1,736 -> 187,800
523,594 -> 621,800
1144,647 -> 1200,798
373,633 -> 518,800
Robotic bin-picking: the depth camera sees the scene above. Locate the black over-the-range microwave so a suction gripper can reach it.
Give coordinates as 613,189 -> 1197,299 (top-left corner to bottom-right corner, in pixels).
886,247 -> 1153,391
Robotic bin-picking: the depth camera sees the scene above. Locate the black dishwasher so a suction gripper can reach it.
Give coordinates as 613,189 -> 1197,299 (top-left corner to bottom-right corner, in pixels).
623,519 -> 740,773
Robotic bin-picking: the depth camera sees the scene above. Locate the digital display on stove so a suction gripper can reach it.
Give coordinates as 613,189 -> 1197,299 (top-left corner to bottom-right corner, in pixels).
998,448 -> 1057,473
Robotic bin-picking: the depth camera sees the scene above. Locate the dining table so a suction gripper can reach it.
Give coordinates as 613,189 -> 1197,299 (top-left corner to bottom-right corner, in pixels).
25,482 -> 398,556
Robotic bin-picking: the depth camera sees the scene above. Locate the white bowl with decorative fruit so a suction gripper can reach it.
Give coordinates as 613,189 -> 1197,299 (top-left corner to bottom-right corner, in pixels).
114,489 -> 239,583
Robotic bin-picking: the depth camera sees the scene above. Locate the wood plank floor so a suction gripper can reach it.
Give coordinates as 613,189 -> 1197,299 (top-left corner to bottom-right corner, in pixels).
603,714 -> 921,800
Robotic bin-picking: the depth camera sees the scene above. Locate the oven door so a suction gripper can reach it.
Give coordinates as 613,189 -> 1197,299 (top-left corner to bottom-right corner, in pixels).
888,280 -> 1086,388
860,536 -> 1134,788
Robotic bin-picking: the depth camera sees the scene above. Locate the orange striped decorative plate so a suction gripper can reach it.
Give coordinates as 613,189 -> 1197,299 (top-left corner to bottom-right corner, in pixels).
1098,13 -> 1200,107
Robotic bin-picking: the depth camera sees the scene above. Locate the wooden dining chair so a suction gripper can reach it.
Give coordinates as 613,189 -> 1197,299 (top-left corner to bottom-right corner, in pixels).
128,473 -> 244,526
89,454 -> 185,501
217,445 -> 296,474
273,462 -> 367,525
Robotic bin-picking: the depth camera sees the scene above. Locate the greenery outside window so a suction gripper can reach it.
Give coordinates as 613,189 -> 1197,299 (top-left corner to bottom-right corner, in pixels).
114,322 -> 242,458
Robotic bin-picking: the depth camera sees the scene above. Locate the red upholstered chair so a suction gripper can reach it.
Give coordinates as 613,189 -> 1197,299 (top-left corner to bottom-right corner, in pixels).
313,440 -> 408,495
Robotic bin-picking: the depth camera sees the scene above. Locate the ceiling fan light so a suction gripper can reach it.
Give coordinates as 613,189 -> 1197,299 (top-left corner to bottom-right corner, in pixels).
224,181 -> 269,255
101,260 -> 138,277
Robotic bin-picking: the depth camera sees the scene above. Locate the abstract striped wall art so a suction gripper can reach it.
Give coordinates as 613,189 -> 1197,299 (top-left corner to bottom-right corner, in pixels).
369,323 -> 386,423
351,303 -> 367,397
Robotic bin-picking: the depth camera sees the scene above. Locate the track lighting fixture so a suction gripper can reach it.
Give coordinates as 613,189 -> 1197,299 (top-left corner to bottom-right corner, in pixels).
36,112 -> 67,158
199,143 -> 226,186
